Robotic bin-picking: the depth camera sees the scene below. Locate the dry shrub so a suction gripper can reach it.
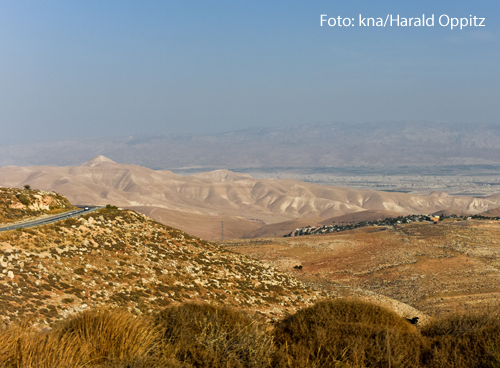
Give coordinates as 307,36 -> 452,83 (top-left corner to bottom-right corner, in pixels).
272,299 -> 424,368
422,311 -> 500,337
152,302 -> 274,368
421,312 -> 500,368
0,321 -> 87,368
4,301 -> 500,368
54,309 -> 159,366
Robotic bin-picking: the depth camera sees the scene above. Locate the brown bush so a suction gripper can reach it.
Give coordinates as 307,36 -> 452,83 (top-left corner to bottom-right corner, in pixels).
54,309 -> 159,366
152,302 -> 274,368
0,321 -> 87,368
272,299 -> 424,368
2,301 -> 500,367
421,312 -> 500,368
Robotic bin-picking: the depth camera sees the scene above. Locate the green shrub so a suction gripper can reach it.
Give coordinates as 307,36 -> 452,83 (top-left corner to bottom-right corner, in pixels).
63,218 -> 80,227
17,194 -> 31,206
74,267 -> 86,276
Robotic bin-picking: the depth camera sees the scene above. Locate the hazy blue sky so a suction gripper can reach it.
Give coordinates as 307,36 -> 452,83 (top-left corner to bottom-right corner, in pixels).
0,1 -> 498,143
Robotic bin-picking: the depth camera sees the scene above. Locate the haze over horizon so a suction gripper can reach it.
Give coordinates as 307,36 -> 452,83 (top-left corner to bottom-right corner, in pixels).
0,1 -> 498,144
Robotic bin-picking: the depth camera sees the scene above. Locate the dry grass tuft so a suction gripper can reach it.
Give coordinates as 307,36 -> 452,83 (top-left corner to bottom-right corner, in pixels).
54,309 -> 159,366
0,309 -> 158,368
421,311 -> 500,368
1,301 -> 500,367
421,310 -> 500,337
0,321 -> 87,368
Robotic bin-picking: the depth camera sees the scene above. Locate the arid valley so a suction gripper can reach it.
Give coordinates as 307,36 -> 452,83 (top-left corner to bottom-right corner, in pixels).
1,1 -> 499,365
3,156 -> 500,317
1,158 -> 500,366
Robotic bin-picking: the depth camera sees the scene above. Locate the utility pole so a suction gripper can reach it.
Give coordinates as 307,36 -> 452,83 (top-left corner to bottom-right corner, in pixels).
221,221 -> 224,241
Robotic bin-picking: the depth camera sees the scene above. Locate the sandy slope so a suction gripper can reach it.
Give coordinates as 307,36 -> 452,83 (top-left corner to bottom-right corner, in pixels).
1,155 -> 500,239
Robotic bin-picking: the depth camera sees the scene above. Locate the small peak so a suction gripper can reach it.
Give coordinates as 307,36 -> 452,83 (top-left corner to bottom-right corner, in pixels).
81,155 -> 117,167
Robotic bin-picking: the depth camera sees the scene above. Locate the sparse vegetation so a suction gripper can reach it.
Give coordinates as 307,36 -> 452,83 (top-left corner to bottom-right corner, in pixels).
0,301 -> 499,367
2,184 -> 500,367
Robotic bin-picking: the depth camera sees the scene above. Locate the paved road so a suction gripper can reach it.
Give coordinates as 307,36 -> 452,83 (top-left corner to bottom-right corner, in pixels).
0,206 -> 103,232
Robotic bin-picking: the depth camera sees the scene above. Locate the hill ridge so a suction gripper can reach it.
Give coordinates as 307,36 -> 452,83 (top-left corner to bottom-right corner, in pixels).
1,160 -> 500,239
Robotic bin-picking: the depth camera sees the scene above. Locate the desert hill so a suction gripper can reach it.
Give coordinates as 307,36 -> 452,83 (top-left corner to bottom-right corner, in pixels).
2,157 -> 500,239
242,217 -> 325,239
478,207 -> 500,217
0,203 -> 321,325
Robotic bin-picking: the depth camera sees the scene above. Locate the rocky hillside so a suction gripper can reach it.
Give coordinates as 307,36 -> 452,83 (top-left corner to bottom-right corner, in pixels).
0,205 -> 322,326
0,186 -> 74,225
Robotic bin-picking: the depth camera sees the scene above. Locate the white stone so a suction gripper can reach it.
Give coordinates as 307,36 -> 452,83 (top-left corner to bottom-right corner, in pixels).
7,271 -> 14,279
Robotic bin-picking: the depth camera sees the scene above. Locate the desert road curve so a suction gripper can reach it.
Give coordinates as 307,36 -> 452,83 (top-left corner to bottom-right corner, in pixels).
0,206 -> 103,232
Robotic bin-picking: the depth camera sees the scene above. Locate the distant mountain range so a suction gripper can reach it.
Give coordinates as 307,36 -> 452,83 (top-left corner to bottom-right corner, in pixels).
1,155 -> 500,239
2,122 -> 500,169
